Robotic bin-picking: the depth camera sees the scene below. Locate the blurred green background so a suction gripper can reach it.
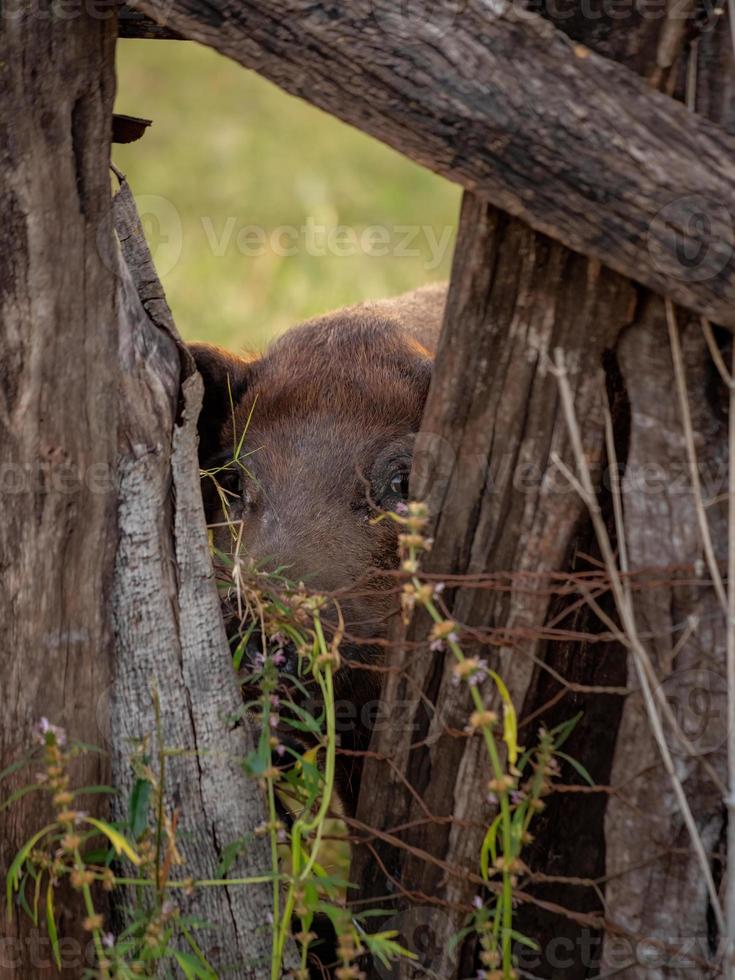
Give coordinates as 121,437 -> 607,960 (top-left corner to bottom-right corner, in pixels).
114,40 -> 461,352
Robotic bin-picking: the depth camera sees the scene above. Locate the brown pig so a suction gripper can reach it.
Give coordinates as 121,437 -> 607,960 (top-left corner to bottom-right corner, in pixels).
190,284 -> 446,814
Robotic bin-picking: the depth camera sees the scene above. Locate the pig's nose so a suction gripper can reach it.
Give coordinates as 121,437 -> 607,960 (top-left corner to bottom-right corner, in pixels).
227,620 -> 300,678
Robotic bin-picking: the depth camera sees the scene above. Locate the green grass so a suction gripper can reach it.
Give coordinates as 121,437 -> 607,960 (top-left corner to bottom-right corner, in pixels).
114,40 -> 461,352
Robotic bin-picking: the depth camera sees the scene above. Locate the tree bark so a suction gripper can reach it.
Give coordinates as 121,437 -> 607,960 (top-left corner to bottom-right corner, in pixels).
594,25 -> 732,977
0,7 -> 118,977
127,0 -> 735,327
110,180 -> 292,977
119,4 -> 182,39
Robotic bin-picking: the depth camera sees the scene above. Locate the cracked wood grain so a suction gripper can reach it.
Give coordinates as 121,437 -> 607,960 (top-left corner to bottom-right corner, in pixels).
350,195 -> 634,979
111,181 -> 295,976
348,7 -> 733,980
0,7 -> 118,976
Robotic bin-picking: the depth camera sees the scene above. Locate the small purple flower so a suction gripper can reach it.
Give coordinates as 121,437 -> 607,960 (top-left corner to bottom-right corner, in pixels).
395,502 -> 409,516
275,743 -> 286,758
277,828 -> 288,843
472,895 -> 483,910
433,582 -> 446,596
486,792 -> 498,806
269,714 -> 280,729
272,650 -> 287,669
35,717 -> 67,746
270,694 -> 280,709
102,932 -> 115,949
430,639 -> 446,653
511,791 -> 525,805
161,901 -> 175,917
467,659 -> 489,687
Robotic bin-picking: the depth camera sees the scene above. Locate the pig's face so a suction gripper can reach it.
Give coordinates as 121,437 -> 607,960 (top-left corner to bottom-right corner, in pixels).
190,288 -> 445,809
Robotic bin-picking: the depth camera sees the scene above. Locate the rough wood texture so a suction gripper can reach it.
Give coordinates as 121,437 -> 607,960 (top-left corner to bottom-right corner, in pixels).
111,181 -> 290,976
556,13 -> 731,977
0,8 -> 118,977
349,8 -> 732,980
600,304 -> 727,979
569,19 -> 733,974
128,0 -> 735,327
350,195 -> 634,979
119,4 -> 182,39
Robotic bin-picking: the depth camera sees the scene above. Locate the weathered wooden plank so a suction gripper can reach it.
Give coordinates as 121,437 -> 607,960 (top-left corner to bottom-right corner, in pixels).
129,0 -> 735,326
118,4 -> 182,39
0,8 -> 119,976
350,9 -> 733,980
350,194 -> 635,978
111,180 -> 295,977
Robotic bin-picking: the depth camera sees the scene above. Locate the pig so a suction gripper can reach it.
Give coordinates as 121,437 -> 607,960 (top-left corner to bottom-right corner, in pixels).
190,284 -> 446,815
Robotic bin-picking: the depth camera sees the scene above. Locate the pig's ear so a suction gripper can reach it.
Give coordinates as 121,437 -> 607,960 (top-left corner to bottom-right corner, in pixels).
188,343 -> 253,465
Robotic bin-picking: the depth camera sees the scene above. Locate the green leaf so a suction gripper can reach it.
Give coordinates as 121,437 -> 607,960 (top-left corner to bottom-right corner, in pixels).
0,783 -> 43,814
17,874 -> 34,923
82,817 -> 140,866
217,837 -> 250,877
555,750 -> 595,787
81,848 -> 113,865
448,923 -> 475,952
232,621 -> 257,671
480,814 -> 502,881
178,924 -> 218,978
489,670 -> 518,765
32,868 -> 43,927
362,930 -> 417,968
6,824 -> 55,918
128,777 -> 152,839
548,712 -> 583,750
281,715 -> 322,736
46,880 -> 61,969
68,740 -> 108,755
173,950 -> 215,979
509,928 -> 540,950
0,751 -> 38,784
282,701 -> 324,735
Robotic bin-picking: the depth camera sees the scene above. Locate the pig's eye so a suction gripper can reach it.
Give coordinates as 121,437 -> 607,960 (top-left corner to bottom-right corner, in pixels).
388,469 -> 410,501
368,440 -> 414,511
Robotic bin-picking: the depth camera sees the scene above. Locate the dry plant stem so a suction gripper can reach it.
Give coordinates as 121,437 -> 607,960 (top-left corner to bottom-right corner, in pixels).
550,449 -> 725,791
701,318 -> 732,388
666,299 -> 727,611
726,334 -> 735,977
550,348 -> 725,934
699,313 -> 735,973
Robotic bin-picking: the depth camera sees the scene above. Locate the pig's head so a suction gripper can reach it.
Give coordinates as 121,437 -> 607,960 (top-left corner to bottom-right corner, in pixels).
190,286 -> 445,809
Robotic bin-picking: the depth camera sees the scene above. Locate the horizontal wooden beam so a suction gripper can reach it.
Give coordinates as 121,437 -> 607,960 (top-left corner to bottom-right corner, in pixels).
128,0 -> 735,328
118,4 -> 182,38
